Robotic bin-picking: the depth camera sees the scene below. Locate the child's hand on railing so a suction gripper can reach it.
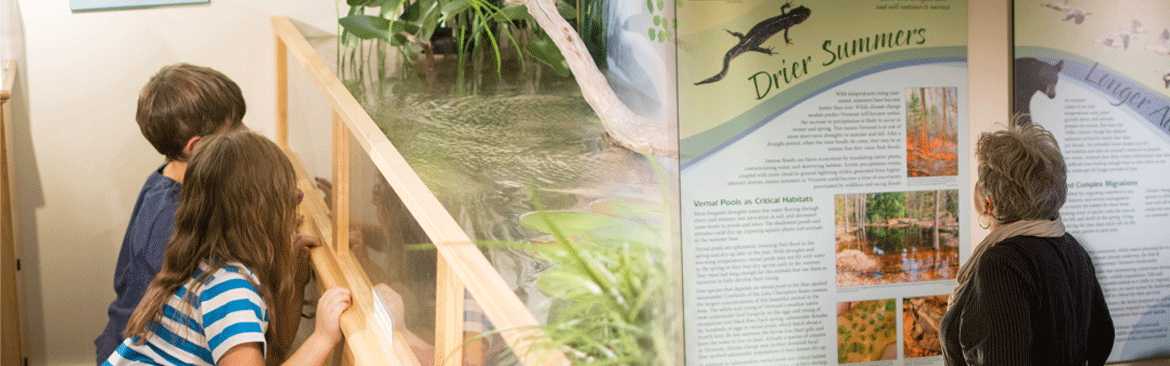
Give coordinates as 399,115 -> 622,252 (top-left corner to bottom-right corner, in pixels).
315,287 -> 352,346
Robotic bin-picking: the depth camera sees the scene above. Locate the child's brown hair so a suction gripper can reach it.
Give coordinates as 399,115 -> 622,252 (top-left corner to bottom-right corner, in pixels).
136,64 -> 246,162
124,131 -> 298,351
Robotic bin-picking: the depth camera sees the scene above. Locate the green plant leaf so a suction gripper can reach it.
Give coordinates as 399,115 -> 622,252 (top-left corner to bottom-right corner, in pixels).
401,0 -> 422,20
648,28 -> 656,41
653,15 -> 660,26
439,0 -> 471,22
525,36 -> 571,77
555,0 -> 577,19
339,14 -> 391,41
537,271 -> 604,299
380,0 -> 403,16
389,33 -> 409,46
500,4 -> 531,21
347,0 -> 370,6
415,0 -> 442,42
657,0 -> 665,11
521,211 -> 659,244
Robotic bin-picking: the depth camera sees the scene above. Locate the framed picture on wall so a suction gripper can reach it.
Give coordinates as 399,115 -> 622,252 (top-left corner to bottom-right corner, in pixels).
70,0 -> 208,12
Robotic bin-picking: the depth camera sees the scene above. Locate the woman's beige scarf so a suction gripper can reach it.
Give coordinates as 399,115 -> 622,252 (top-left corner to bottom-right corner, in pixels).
948,218 -> 1066,308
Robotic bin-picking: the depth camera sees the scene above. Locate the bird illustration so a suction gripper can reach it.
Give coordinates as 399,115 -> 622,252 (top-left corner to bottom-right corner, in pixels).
1146,29 -> 1170,55
1043,0 -> 1091,24
1063,6 -> 1091,24
1096,36 -> 1120,49
1041,0 -> 1071,12
1124,20 -> 1148,36
1107,20 -> 1148,50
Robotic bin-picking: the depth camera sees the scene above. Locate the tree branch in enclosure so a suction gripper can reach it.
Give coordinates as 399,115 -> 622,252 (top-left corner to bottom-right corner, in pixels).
521,0 -> 679,158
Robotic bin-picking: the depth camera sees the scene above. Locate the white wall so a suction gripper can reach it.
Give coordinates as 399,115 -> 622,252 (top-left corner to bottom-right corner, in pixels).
9,1 -> 336,364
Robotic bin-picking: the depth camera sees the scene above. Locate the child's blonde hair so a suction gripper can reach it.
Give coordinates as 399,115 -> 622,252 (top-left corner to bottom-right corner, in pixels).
125,131 -> 298,352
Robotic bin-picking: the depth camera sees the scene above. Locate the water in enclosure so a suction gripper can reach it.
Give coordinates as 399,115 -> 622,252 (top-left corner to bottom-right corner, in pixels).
324,1 -> 678,361
346,61 -> 667,321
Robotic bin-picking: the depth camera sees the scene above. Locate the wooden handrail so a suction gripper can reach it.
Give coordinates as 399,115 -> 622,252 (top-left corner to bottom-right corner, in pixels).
272,16 -> 568,366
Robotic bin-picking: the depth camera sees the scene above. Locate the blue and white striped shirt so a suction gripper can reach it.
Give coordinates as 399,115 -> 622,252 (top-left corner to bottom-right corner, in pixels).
102,261 -> 269,365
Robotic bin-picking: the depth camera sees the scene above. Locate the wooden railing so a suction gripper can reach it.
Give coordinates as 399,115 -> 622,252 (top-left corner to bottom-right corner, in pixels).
272,17 -> 568,366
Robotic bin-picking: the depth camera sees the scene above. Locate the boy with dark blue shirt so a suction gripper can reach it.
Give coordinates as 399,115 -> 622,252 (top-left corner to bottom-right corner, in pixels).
95,64 -> 246,364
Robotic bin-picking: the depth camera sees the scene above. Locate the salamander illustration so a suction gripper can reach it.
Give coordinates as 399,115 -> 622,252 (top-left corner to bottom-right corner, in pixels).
1013,57 -> 1064,123
694,3 -> 810,85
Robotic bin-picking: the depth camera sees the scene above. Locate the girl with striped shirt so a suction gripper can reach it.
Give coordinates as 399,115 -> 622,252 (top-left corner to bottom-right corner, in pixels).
103,131 -> 351,366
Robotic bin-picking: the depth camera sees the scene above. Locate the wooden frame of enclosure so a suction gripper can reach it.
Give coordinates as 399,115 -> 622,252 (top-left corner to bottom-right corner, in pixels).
272,17 -> 568,366
2,60 -> 27,366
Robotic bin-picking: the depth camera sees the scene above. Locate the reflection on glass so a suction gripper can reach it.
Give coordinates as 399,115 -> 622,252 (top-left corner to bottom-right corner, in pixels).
347,136 -> 438,364
343,67 -> 671,364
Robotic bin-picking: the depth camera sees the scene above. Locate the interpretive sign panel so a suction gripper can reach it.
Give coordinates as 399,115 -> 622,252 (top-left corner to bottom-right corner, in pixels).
1015,1 -> 1170,362
677,1 -> 968,364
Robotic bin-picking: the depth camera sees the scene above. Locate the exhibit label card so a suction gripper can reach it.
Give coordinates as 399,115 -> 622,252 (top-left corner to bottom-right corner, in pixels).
678,0 -> 968,364
70,0 -> 208,12
1015,1 -> 1170,363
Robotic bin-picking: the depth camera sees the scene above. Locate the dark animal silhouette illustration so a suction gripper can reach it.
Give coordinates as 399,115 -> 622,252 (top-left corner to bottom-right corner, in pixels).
695,2 -> 810,85
1162,70 -> 1169,89
1013,58 -> 1064,123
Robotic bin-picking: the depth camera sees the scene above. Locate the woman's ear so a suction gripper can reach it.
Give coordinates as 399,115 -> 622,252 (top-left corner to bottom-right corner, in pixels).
982,195 -> 995,217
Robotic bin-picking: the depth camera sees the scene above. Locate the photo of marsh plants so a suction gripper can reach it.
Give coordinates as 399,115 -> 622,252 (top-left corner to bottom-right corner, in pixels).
835,190 -> 960,287
906,87 -> 959,177
837,299 -> 897,364
903,294 -> 949,358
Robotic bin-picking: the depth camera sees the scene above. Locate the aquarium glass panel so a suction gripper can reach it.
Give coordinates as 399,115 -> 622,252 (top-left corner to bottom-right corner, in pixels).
347,130 -> 437,361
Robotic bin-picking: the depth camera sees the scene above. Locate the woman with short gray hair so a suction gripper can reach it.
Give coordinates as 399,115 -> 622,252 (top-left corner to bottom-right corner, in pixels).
939,123 -> 1114,365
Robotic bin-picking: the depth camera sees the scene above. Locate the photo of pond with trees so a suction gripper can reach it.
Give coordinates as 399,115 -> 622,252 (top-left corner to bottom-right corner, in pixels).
834,190 -> 959,287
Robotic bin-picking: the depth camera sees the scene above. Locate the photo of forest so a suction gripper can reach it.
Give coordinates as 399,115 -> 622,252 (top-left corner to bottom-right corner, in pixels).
903,294 -> 949,358
906,87 -> 958,177
834,190 -> 960,287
